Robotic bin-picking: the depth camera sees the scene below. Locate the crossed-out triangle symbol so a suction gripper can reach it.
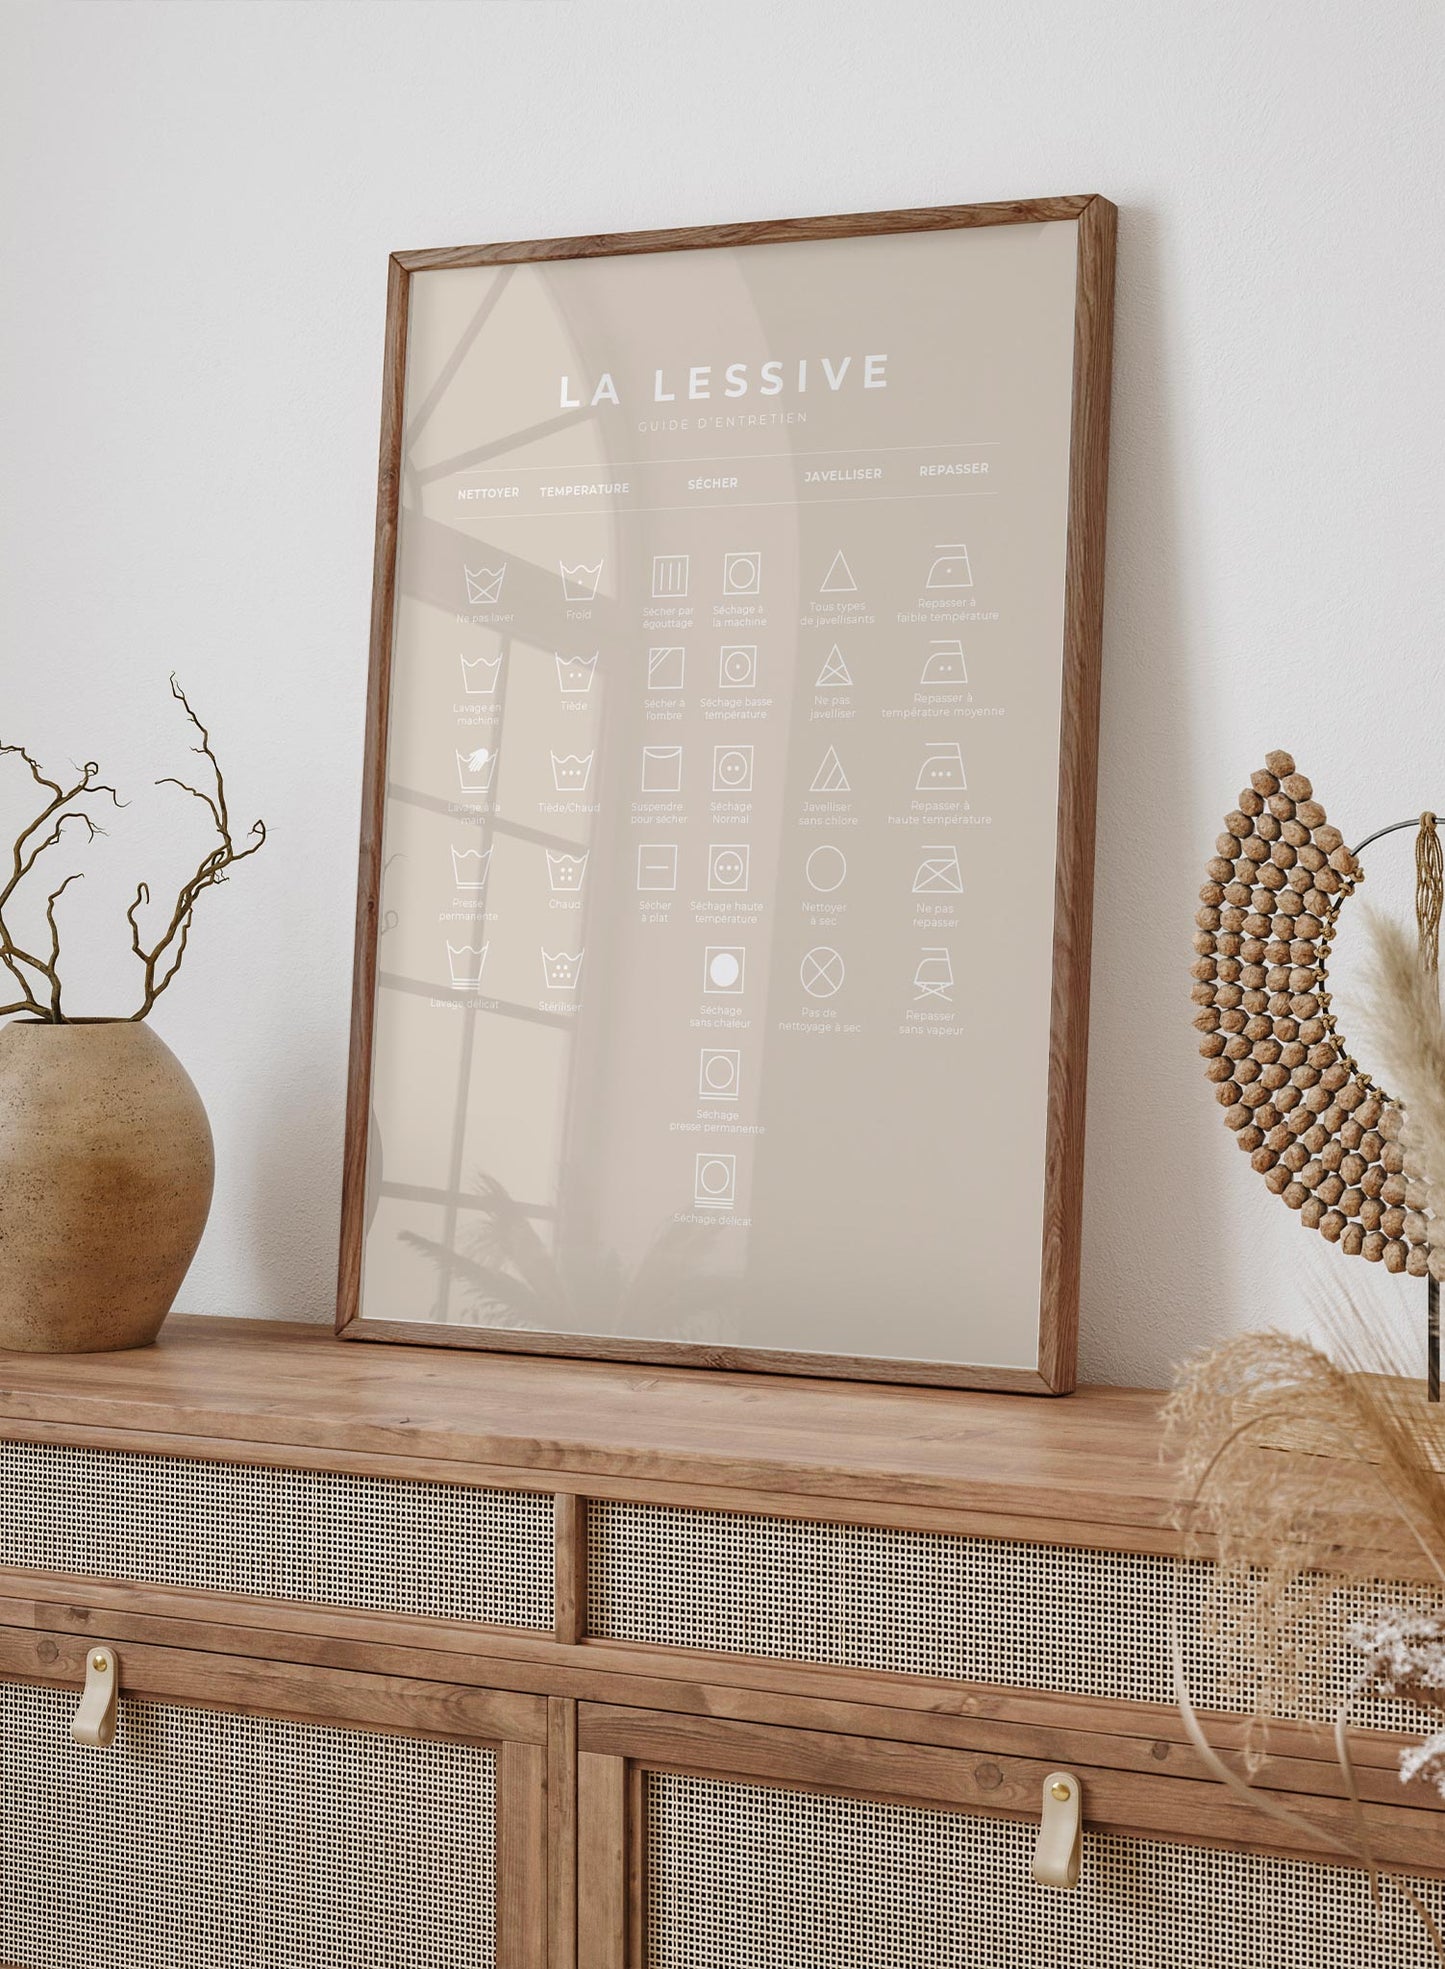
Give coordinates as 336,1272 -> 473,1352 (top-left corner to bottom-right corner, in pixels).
815,646 -> 853,688
820,550 -> 857,594
810,745 -> 851,793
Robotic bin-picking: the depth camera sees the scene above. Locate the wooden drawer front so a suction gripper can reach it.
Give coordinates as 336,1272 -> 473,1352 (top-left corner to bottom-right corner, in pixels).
586,1500 -> 1437,1730
645,1769 -> 1440,1969
0,1680 -> 496,1969
0,1440 -> 554,1629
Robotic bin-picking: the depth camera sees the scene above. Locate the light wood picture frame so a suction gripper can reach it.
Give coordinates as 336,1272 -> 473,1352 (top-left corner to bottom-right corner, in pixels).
337,197 -> 1116,1391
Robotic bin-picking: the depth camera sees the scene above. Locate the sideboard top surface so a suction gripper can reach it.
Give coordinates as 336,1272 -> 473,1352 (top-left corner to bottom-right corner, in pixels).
0,1316 -> 1183,1536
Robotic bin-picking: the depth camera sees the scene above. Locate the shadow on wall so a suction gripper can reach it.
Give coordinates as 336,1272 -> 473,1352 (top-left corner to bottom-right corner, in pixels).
1076,204 -> 1227,1388
237,1023 -> 346,1325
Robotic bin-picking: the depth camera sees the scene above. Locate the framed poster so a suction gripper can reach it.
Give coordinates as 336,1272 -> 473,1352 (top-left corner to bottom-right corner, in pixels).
338,197 -> 1115,1391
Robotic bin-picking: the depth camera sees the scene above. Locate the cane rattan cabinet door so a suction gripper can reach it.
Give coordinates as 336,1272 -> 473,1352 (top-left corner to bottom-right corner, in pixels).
0,1641 -> 547,1969
575,1715 -> 1445,1969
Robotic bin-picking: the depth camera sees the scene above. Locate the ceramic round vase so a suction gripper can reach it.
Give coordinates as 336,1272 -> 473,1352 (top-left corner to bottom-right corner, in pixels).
0,1020 -> 214,1352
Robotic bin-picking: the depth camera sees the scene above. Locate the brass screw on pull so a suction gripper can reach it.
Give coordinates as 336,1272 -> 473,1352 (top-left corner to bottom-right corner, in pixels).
1050,1782 -> 1071,1801
91,1654 -> 109,1673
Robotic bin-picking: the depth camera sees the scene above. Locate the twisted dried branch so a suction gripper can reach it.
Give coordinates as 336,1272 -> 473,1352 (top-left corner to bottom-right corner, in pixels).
126,676 -> 266,1019
0,745 -> 122,1020
0,678 -> 263,1024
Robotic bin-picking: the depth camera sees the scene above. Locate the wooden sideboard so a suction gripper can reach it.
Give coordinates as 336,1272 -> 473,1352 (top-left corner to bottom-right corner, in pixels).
0,1317 -> 1441,1968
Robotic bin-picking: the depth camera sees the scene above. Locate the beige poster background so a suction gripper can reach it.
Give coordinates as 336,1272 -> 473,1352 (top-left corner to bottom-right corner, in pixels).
359,221 -> 1079,1369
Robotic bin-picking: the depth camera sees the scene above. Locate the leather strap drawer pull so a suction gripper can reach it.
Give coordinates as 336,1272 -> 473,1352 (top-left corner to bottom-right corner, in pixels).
72,1646 -> 119,1750
1031,1770 -> 1082,1889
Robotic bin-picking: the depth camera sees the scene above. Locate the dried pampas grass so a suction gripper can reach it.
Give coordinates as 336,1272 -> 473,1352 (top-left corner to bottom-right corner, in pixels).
1354,908 -> 1445,1283
1168,908 -> 1445,1955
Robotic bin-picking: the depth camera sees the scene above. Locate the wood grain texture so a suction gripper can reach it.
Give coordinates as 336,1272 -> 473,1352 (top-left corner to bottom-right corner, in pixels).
0,1619 -> 546,1743
340,197 -> 1114,1392
4,1316 -> 1431,1573
2,1568 -> 1429,1803
391,199 -> 1099,273
547,1699 -> 579,1969
1037,194 -> 1117,1393
578,1704 -> 1445,1876
555,1494 -> 588,1647
345,1319 -> 1057,1394
577,1752 -> 628,1969
498,1739 -> 549,1969
336,250 -> 409,1341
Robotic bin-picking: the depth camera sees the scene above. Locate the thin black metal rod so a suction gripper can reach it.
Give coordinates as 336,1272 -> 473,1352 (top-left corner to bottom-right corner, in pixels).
1351,815 -> 1439,858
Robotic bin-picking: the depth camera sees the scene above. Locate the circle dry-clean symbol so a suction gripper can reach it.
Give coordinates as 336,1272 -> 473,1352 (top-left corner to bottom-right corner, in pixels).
805,845 -> 847,893
800,947 -> 845,998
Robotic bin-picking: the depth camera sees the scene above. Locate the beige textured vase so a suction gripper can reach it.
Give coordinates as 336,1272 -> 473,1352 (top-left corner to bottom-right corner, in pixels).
0,1020 -> 214,1352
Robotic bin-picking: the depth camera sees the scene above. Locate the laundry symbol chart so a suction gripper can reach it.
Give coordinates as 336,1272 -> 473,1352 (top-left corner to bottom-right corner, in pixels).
694,1152 -> 737,1211
546,850 -> 589,893
652,554 -> 689,598
446,942 -> 489,989
703,946 -> 746,995
450,846 -> 492,890
912,846 -> 963,894
636,843 -> 679,891
698,1048 -> 741,1102
560,559 -> 603,602
541,948 -> 584,993
913,947 -> 955,1001
925,544 -> 973,591
647,646 -> 686,692
555,651 -> 598,694
460,653 -> 502,696
919,640 -> 968,686
815,646 -> 853,688
713,745 -> 754,793
916,742 -> 966,791
810,746 -> 850,794
551,751 -> 595,793
718,645 -> 758,690
456,746 -> 498,793
708,844 -> 750,892
723,551 -> 761,596
819,549 -> 857,594
464,564 -> 506,606
800,946 -> 845,999
641,745 -> 683,793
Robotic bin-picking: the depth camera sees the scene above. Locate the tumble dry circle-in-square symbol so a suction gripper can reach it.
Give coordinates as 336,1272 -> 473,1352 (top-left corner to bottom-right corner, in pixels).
713,745 -> 754,792
800,946 -> 845,998
718,645 -> 758,689
704,946 -> 746,994
698,1048 -> 740,1101
694,1152 -> 737,1210
708,844 -> 750,892
723,551 -> 761,595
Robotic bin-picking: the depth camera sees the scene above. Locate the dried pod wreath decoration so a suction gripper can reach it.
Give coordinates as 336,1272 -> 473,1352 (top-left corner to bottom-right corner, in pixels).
1194,749 -> 1440,1278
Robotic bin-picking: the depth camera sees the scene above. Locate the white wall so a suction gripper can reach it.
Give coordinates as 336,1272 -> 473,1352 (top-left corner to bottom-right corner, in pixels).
2,0 -> 1442,1386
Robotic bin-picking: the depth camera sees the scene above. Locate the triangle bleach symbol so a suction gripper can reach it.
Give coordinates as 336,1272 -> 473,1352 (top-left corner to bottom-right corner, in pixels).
810,746 -> 850,794
815,646 -> 853,688
819,550 -> 857,594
